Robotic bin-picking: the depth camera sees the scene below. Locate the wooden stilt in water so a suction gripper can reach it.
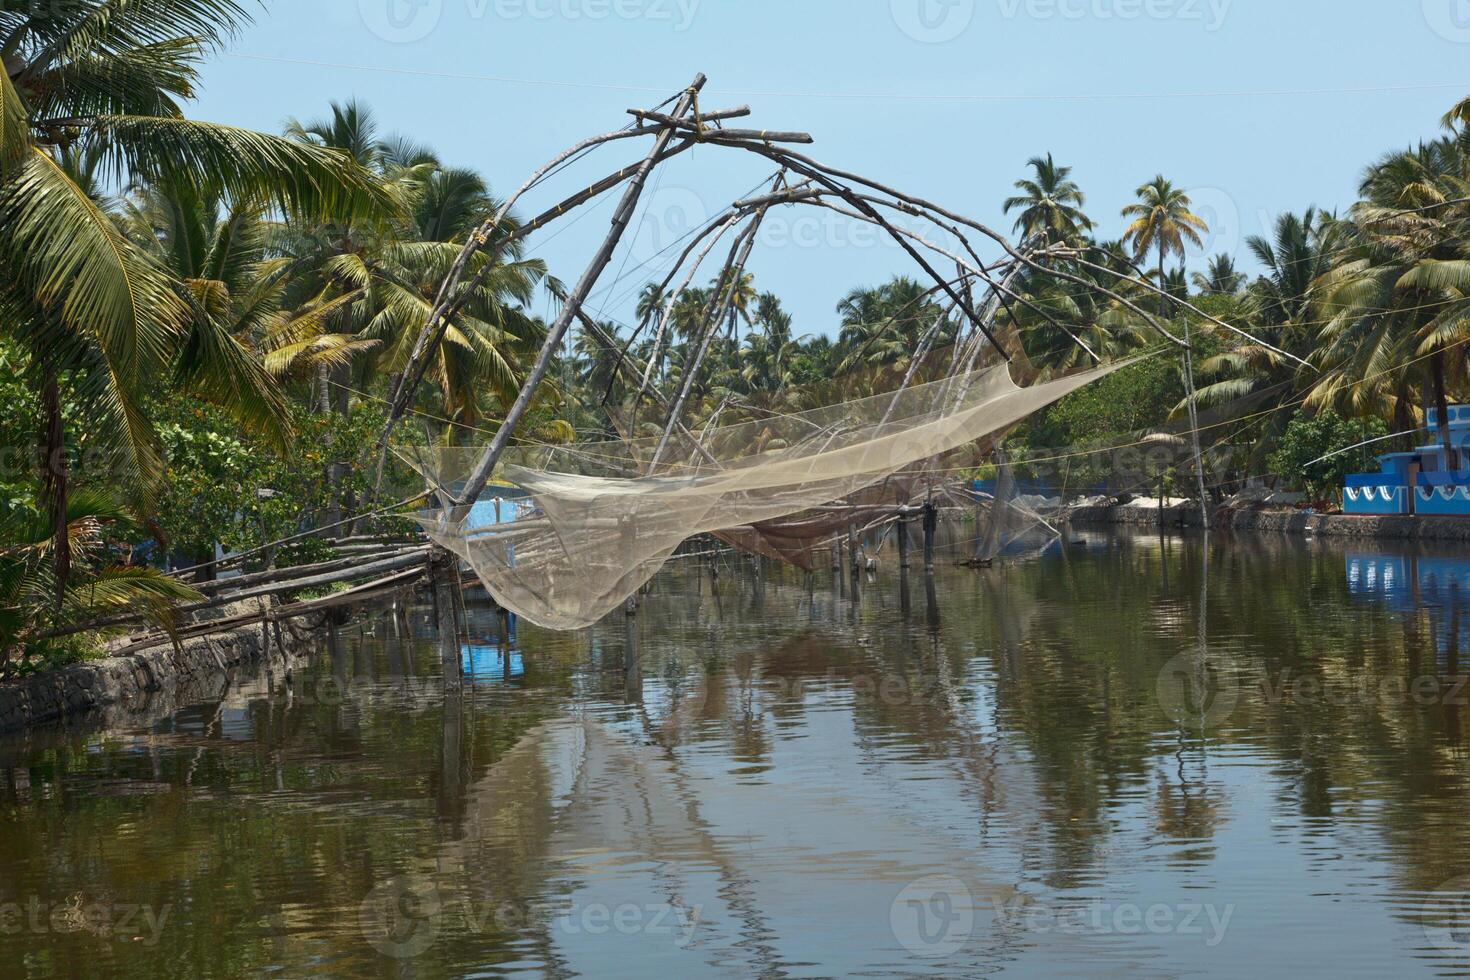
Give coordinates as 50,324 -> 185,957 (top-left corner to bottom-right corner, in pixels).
621,517 -> 639,616
923,501 -> 938,574
898,515 -> 911,569
624,614 -> 642,702
430,553 -> 462,686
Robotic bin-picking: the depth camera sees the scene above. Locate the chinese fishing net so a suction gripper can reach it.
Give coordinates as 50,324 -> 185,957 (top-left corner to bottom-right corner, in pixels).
402,359 -> 1127,630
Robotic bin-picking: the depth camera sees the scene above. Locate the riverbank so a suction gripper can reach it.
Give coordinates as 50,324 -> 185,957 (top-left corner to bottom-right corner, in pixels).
0,598 -> 322,736
1068,503 -> 1470,540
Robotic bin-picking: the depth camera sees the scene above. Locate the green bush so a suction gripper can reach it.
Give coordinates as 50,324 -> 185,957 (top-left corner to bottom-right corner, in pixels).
1268,412 -> 1387,503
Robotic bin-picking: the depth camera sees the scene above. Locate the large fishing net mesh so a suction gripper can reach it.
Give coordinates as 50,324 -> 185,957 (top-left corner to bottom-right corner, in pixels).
403,360 -> 1126,629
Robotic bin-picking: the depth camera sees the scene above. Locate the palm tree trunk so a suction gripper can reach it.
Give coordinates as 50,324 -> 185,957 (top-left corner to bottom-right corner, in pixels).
316,363 -> 331,415
1394,385 -> 1413,452
1432,350 -> 1455,467
40,368 -> 69,611
1158,247 -> 1168,318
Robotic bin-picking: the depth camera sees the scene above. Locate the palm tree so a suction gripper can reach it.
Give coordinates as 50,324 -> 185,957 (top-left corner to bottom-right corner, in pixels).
121,177 -> 295,442
272,102 -> 550,441
1121,176 -> 1209,315
1248,209 -> 1337,325
711,268 -> 757,340
1005,242 -> 1150,374
0,1 -> 389,597
1191,254 -> 1246,295
1003,153 -> 1093,244
1311,141 -> 1470,461
0,490 -> 201,676
740,293 -> 805,393
1190,211 -> 1337,466
835,276 -> 956,375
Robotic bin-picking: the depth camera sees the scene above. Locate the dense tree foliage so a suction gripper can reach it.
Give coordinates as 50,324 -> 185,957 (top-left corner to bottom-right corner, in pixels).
6,1 -> 1470,667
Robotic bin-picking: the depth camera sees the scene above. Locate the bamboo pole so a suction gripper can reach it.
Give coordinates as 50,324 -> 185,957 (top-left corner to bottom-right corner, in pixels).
190,546 -> 427,596
108,568 -> 426,659
703,136 -> 1191,350
369,104 -> 702,500
44,549 -> 431,640
455,74 -> 708,509
647,184 -> 777,473
923,500 -> 938,573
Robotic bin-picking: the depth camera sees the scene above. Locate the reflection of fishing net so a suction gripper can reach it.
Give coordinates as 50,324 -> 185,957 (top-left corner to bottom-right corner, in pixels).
404,360 -> 1126,630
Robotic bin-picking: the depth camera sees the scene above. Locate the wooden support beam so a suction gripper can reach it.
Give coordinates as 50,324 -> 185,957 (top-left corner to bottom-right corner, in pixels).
923,500 -> 938,573
629,105 -> 751,125
456,74 -> 708,508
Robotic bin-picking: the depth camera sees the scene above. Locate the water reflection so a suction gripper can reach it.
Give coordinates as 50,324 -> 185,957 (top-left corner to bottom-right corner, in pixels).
7,534 -> 1470,975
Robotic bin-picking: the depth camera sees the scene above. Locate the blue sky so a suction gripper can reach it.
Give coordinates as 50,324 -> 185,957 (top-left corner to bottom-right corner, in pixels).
193,0 -> 1470,337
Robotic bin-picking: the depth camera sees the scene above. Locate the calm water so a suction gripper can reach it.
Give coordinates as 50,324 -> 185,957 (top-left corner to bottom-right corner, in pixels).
9,529 -> 1470,977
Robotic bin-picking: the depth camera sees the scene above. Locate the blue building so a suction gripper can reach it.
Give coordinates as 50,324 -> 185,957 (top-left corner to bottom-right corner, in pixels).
1343,406 -> 1470,516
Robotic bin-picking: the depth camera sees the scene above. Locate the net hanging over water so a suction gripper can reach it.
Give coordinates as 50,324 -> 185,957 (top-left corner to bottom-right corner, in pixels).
404,360 -> 1128,630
